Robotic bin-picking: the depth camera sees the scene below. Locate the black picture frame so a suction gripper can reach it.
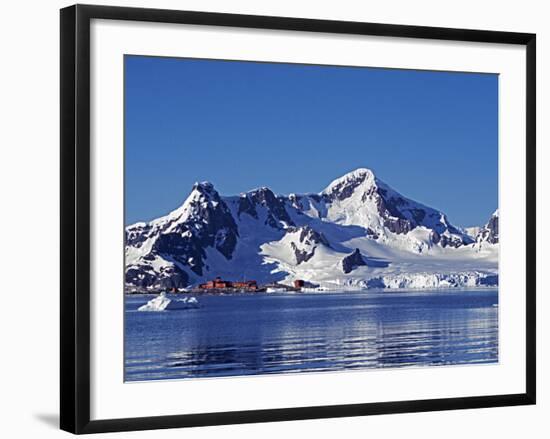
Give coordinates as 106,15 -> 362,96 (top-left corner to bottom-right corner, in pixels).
60,4 -> 536,434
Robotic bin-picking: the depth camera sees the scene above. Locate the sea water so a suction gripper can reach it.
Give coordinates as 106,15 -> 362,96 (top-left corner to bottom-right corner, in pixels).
124,289 -> 498,382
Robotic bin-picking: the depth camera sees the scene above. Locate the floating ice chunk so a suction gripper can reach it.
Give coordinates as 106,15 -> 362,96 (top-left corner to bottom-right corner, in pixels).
138,292 -> 200,311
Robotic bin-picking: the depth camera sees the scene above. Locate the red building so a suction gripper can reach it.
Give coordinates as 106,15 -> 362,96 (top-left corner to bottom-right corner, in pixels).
294,279 -> 305,289
232,280 -> 258,290
199,277 -> 227,289
199,277 -> 258,290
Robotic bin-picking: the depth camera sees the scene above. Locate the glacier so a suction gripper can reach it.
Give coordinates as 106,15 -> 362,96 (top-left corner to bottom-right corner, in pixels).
125,168 -> 498,291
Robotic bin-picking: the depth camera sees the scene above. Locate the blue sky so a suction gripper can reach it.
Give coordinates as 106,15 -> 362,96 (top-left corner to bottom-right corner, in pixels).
125,55 -> 498,227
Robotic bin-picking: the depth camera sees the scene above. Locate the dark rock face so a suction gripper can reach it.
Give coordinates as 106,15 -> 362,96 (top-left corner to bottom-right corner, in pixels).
239,187 -> 295,229
341,248 -> 367,274
325,177 -> 366,201
376,189 -> 427,236
291,243 -> 316,264
384,217 -> 413,235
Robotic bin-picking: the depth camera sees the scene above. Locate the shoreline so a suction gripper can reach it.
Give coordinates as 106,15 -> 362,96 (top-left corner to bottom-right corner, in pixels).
125,285 -> 499,296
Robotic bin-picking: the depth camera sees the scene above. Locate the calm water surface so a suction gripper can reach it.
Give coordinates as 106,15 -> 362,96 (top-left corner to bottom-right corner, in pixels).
124,289 -> 498,381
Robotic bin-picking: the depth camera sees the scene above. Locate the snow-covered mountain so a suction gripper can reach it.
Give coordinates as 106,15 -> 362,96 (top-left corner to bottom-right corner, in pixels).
125,168 -> 498,290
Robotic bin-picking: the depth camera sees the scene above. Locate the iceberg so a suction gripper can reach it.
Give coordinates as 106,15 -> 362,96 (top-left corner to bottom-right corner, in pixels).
138,292 -> 199,311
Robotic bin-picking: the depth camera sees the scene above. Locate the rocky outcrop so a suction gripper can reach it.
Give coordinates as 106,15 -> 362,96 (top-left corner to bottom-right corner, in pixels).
341,248 -> 367,274
287,225 -> 330,265
291,243 -> 316,265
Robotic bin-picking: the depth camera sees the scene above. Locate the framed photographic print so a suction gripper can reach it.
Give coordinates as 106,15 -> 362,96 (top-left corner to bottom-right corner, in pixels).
60,4 -> 536,434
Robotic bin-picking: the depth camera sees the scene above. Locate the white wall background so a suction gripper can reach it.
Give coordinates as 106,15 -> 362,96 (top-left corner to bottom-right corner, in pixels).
0,0 -> 546,437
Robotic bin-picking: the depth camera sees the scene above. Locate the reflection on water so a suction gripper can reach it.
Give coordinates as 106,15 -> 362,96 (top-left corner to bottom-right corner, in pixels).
124,290 -> 498,381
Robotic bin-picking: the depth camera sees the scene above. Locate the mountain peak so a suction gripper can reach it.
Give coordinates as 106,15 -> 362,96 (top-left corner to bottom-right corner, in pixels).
163,181 -> 219,221
321,168 -> 376,198
192,181 -> 216,193
346,167 -> 375,178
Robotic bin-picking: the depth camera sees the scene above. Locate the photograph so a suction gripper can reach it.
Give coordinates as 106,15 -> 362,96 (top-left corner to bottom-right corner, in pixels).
123,55 -> 499,382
